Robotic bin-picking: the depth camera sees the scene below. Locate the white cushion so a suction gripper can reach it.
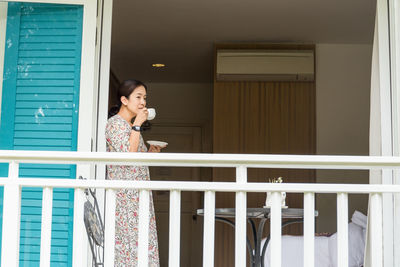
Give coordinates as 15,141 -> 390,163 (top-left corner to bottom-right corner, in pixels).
263,210 -> 367,267
328,222 -> 366,267
263,235 -> 331,267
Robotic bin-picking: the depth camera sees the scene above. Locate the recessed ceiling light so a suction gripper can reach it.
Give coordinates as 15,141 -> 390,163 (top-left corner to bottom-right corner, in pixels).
152,63 -> 165,68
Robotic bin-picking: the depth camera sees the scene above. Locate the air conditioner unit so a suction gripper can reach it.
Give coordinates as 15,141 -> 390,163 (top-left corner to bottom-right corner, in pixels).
216,49 -> 315,82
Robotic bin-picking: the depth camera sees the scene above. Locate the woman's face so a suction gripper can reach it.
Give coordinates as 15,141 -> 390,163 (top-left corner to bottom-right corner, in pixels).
121,85 -> 147,116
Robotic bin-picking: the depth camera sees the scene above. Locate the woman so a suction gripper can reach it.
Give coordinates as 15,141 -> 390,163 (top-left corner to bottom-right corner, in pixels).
105,79 -> 162,266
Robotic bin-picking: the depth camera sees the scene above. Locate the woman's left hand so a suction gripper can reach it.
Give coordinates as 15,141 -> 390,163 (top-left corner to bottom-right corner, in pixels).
148,145 -> 162,153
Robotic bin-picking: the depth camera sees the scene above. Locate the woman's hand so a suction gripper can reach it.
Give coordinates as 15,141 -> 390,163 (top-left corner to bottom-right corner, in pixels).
133,107 -> 148,126
148,145 -> 162,153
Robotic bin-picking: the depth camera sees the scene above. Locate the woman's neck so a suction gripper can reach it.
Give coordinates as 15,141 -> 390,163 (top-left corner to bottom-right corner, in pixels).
117,107 -> 135,126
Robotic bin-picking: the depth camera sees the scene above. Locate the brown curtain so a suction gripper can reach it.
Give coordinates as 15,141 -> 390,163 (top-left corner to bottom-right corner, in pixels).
213,81 -> 316,266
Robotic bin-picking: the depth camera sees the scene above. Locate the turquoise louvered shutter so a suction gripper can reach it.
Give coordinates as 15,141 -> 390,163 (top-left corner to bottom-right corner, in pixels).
0,3 -> 83,266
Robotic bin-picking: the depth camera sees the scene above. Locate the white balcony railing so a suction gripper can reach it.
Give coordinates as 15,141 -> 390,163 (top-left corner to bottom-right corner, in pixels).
0,150 -> 399,267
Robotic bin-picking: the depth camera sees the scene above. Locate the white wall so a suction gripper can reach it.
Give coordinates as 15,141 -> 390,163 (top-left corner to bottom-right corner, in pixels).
145,82 -> 212,123
144,82 -> 213,153
315,43 -> 373,232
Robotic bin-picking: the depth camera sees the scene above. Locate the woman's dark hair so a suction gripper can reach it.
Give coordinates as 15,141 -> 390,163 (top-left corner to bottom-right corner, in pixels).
108,79 -> 151,131
108,79 -> 147,118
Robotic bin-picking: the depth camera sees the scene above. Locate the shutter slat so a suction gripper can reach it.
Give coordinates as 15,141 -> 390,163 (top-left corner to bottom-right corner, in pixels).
17,72 -> 75,79
16,86 -> 74,93
15,115 -> 73,123
16,102 -> 73,109
17,79 -> 75,86
21,215 -> 71,224
15,109 -> 73,117
16,94 -> 74,101
20,207 -> 69,216
21,21 -> 77,29
20,29 -> 77,36
21,230 -> 69,239
14,146 -> 72,151
20,14 -> 77,21
20,164 -> 72,170
20,246 -> 68,254
19,36 -> 77,43
19,51 -> 76,58
15,124 -> 72,131
15,139 -> 72,147
20,252 -> 69,262
15,131 -> 72,139
18,58 -> 76,65
20,190 -> 69,199
19,43 -> 76,51
20,199 -> 74,207
20,222 -> 69,232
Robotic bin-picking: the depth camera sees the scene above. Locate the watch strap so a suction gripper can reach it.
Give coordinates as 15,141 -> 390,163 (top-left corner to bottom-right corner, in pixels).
132,125 -> 141,132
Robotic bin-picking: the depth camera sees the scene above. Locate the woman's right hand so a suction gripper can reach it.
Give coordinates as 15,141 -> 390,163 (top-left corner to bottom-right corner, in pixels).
133,108 -> 148,126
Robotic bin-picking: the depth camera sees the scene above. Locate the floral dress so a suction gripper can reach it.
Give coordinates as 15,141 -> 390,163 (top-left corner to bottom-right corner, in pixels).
105,114 -> 160,267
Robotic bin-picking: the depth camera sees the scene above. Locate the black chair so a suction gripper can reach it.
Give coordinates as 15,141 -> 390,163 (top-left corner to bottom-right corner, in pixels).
80,176 -> 105,267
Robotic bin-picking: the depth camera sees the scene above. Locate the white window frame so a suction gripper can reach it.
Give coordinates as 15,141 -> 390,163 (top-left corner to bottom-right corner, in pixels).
388,0 -> 400,265
370,0 -> 400,266
374,1 -> 393,266
95,0 -> 112,154
90,1 -> 113,247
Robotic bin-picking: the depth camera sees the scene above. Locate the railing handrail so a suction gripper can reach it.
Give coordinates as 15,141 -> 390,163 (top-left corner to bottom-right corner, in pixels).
0,178 -> 397,193
0,149 -> 400,169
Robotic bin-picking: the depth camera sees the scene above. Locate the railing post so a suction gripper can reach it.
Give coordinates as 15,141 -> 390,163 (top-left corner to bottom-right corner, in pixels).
138,189 -> 150,267
1,161 -> 21,267
104,189 -> 116,267
270,191 -> 282,267
370,192 -> 383,267
382,169 -> 394,267
72,188 -> 86,266
169,189 -> 181,267
235,166 -> 247,267
40,187 -> 53,267
304,192 -> 315,267
337,193 -> 349,267
203,190 -> 215,267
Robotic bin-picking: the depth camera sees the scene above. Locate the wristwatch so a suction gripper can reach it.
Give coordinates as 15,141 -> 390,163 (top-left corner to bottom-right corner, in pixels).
131,125 -> 141,132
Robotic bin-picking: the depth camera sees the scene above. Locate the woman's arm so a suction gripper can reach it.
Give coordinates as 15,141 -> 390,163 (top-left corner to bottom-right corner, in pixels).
128,130 -> 141,152
128,108 -> 148,152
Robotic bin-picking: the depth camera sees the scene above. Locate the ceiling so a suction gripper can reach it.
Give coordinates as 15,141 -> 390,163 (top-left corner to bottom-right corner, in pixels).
110,0 -> 376,83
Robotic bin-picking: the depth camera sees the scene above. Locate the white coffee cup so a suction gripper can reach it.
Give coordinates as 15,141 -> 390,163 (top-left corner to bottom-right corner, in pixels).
147,108 -> 156,120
